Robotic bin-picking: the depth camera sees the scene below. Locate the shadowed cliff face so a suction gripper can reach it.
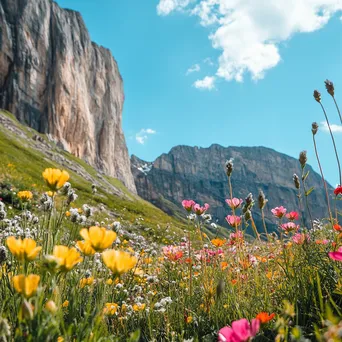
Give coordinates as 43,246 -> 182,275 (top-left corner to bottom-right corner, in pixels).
0,0 -> 136,193
131,145 -> 333,232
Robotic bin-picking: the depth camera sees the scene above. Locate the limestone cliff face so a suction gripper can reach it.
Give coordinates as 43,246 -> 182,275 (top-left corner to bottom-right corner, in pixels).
132,145 -> 332,231
0,0 -> 136,193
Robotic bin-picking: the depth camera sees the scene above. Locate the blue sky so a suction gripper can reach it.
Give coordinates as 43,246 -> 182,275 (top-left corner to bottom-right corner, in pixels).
56,0 -> 342,186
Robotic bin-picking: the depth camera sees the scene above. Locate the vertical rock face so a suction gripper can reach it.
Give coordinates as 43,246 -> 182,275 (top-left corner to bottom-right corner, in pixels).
132,145 -> 333,231
0,0 -> 136,193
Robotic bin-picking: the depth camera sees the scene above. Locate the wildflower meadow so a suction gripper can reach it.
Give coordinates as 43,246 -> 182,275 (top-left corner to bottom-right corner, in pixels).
1,81 -> 342,341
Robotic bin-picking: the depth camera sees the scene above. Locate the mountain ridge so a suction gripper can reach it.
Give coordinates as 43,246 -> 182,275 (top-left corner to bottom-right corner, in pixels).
131,144 -> 333,232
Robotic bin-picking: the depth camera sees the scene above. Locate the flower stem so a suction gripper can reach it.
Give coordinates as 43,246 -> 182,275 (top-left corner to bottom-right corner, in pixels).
319,102 -> 342,185
312,134 -> 333,224
333,96 -> 342,125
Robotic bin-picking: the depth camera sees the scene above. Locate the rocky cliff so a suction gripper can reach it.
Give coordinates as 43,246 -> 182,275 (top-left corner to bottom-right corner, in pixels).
0,0 -> 136,193
131,145 -> 333,232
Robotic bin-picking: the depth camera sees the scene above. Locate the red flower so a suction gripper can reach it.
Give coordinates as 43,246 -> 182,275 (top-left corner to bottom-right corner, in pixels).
285,211 -> 299,221
333,224 -> 342,232
334,186 -> 342,196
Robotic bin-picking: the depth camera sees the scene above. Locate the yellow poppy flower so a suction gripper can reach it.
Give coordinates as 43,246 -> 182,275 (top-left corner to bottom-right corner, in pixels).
42,168 -> 70,191
62,300 -> 69,308
52,246 -> 83,272
103,303 -> 118,316
76,240 -> 96,256
17,191 -> 33,201
102,249 -> 137,275
13,274 -> 40,298
78,226 -> 117,253
133,303 -> 146,312
79,277 -> 94,288
6,236 -> 42,262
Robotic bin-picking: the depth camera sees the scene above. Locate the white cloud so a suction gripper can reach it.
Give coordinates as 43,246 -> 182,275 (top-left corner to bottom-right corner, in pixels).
320,121 -> 342,133
157,0 -> 342,82
186,63 -> 201,75
203,57 -> 214,66
157,0 -> 193,16
135,128 -> 157,144
193,76 -> 216,90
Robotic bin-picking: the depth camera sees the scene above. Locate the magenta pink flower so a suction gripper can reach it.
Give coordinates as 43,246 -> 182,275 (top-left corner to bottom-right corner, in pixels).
226,215 -> 242,227
281,222 -> 299,233
230,231 -> 243,240
286,211 -> 299,221
193,203 -> 210,215
271,206 -> 287,218
182,200 -> 195,212
329,247 -> 342,261
226,198 -> 243,210
218,318 -> 260,342
292,233 -> 310,245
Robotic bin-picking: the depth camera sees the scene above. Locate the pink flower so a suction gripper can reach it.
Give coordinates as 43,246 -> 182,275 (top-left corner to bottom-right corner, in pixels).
218,318 -> 260,342
226,215 -> 242,227
182,200 -> 195,212
286,211 -> 299,221
281,222 -> 299,233
230,231 -> 243,240
193,203 -> 210,215
226,198 -> 243,210
329,247 -> 342,261
271,206 -> 287,219
292,233 -> 310,245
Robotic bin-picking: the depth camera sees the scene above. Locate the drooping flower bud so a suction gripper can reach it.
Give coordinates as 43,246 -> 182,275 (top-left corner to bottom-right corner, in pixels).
225,158 -> 234,177
325,79 -> 334,97
313,90 -> 321,103
0,246 -> 7,264
293,174 -> 300,190
258,190 -> 268,210
312,122 -> 318,135
244,209 -> 252,221
299,151 -> 307,168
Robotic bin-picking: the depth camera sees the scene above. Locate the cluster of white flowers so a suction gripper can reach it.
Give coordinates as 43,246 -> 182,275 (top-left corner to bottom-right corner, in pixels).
153,296 -> 172,313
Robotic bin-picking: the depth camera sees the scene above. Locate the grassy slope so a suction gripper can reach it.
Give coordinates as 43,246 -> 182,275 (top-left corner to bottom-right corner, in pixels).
0,110 -> 190,241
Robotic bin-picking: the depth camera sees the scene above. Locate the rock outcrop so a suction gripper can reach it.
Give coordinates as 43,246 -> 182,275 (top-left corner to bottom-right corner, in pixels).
0,0 -> 136,193
132,145 -> 333,232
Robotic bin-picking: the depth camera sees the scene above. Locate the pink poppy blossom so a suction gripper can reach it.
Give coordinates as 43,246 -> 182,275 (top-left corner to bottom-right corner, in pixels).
329,247 -> 342,261
229,231 -> 244,245
286,211 -> 299,221
281,222 -> 299,233
292,233 -> 310,245
182,200 -> 195,212
193,203 -> 210,215
218,318 -> 260,342
226,198 -> 243,210
271,206 -> 287,218
226,215 -> 242,227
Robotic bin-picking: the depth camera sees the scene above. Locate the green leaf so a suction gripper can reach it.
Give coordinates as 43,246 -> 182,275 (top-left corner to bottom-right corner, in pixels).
305,187 -> 314,196
128,330 -> 141,342
302,170 -> 310,181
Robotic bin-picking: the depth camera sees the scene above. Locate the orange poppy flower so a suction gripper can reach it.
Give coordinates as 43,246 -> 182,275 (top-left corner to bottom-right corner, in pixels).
334,224 -> 342,232
256,312 -> 275,323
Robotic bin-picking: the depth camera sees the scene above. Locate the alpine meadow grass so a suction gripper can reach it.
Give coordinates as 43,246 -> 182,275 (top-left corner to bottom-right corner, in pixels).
1,81 -> 342,341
